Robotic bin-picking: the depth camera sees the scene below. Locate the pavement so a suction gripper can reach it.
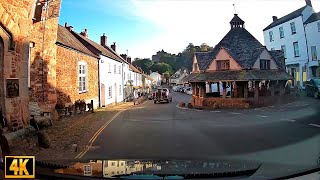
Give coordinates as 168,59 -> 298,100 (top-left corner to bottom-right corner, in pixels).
82,91 -> 320,174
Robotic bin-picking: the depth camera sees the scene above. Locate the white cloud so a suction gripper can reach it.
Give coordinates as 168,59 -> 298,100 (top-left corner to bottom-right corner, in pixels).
119,0 -> 320,59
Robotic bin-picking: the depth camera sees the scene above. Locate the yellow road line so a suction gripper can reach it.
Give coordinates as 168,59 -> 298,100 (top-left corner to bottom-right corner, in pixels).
75,109 -> 126,159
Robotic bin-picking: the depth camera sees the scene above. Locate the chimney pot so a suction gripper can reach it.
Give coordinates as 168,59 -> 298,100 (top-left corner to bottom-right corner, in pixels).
272,16 -> 278,22
111,42 -> 116,52
64,22 -> 68,27
80,29 -> 88,38
100,33 -> 107,47
306,0 -> 312,7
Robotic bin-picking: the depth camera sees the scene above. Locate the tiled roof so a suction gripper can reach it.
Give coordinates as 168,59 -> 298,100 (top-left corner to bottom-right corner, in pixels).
269,50 -> 286,70
186,70 -> 292,82
71,32 -> 124,63
196,27 -> 263,70
56,25 -> 97,57
305,12 -> 320,24
195,50 -> 220,70
263,6 -> 307,31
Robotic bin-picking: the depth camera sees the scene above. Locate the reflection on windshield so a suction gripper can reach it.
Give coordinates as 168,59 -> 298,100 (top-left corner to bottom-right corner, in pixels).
53,159 -> 260,178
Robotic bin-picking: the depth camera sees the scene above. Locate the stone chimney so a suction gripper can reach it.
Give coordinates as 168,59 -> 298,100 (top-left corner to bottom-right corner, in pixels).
306,0 -> 312,7
65,22 -> 73,31
272,16 -> 278,22
111,42 -> 116,52
120,54 -> 127,60
80,29 -> 88,38
127,57 -> 131,64
100,33 -> 107,47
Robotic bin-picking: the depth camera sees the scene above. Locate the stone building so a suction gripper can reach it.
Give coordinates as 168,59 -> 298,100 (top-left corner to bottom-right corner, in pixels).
0,0 -> 61,131
186,14 -> 292,109
56,24 -> 100,108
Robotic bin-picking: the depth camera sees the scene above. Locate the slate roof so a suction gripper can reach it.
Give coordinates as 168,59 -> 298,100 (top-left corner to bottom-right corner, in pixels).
71,32 -> 124,63
230,14 -> 244,24
185,70 -> 292,82
195,27 -> 263,70
269,50 -> 286,70
263,6 -> 307,31
305,11 -> 320,24
56,25 -> 97,57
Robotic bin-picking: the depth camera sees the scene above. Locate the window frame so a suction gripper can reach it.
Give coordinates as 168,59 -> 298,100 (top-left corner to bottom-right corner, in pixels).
290,22 -> 296,34
78,62 -> 88,93
84,165 -> 92,176
108,86 -> 112,98
293,42 -> 300,57
108,63 -> 111,73
114,64 -> 117,74
279,26 -> 284,38
281,45 -> 287,59
260,59 -> 271,70
119,85 -> 122,95
216,60 -> 230,71
317,22 -> 320,32
269,31 -> 274,42
118,66 -> 121,74
311,46 -> 317,61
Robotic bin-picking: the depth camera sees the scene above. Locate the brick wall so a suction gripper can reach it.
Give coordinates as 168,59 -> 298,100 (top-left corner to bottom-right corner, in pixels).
56,46 -> 99,108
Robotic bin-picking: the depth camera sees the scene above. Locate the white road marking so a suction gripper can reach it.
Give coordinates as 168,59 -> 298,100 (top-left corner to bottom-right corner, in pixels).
280,118 -> 296,122
302,104 -> 309,107
230,112 -> 241,115
211,111 -> 221,113
309,124 -> 320,128
257,115 -> 268,118
196,109 -> 203,112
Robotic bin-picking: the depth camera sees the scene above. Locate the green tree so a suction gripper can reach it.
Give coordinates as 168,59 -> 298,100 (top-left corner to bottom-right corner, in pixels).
132,58 -> 153,73
150,62 -> 173,74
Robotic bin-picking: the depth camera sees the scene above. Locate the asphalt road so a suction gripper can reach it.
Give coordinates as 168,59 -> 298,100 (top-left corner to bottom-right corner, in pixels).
83,91 -> 320,170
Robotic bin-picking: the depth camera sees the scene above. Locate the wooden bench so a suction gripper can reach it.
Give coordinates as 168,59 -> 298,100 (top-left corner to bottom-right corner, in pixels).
29,102 -> 53,130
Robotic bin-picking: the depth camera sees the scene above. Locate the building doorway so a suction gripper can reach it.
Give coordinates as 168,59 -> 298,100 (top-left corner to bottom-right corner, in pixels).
101,83 -> 105,107
114,83 -> 117,104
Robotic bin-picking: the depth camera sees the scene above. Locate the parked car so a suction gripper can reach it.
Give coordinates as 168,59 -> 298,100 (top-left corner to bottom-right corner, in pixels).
154,88 -> 173,103
185,87 -> 192,95
305,78 -> 320,99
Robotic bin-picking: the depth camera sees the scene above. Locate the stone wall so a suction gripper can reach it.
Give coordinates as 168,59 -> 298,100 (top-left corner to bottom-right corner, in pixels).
56,46 -> 99,108
29,0 -> 61,111
0,0 -> 34,131
0,0 -> 61,131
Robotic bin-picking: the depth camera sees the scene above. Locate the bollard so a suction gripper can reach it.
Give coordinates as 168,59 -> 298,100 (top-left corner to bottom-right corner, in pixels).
91,100 -> 94,113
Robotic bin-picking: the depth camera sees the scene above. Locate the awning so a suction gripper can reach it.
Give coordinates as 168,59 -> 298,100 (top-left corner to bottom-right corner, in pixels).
187,70 -> 293,82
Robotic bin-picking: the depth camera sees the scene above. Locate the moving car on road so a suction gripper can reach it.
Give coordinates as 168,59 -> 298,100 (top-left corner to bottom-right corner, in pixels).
306,78 -> 320,99
154,88 -> 172,103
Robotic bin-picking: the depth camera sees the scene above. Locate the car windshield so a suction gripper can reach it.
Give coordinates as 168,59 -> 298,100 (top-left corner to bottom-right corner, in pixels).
1,0 -> 320,179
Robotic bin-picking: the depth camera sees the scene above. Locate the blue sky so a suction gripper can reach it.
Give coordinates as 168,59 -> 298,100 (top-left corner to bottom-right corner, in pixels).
59,0 -> 320,59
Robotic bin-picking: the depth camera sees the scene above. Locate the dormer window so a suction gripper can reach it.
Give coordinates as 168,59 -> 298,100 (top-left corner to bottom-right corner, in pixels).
217,60 -> 230,70
260,59 -> 270,70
